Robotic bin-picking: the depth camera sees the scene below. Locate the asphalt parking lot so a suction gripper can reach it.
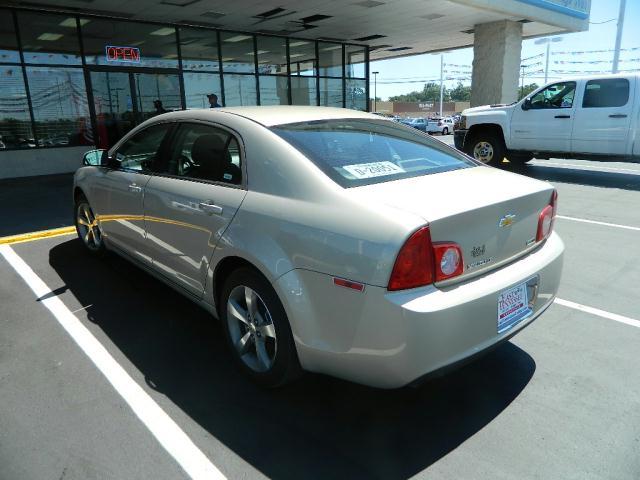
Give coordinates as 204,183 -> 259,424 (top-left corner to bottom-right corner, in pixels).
1,146 -> 639,479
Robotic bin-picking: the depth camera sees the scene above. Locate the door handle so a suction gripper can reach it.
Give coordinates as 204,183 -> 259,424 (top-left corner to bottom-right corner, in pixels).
128,183 -> 142,193
199,202 -> 223,215
609,114 -> 627,118
554,115 -> 571,119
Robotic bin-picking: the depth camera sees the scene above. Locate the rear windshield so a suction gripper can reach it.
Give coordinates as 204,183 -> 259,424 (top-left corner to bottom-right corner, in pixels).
272,119 -> 475,188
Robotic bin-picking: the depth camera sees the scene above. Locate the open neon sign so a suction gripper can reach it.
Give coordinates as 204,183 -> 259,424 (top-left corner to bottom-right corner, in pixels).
105,46 -> 141,63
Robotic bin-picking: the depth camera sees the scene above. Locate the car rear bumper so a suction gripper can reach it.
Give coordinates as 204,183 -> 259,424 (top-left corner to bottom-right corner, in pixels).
274,232 -> 564,389
454,129 -> 467,150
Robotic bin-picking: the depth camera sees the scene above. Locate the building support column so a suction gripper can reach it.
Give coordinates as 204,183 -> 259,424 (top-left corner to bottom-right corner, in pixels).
470,20 -> 522,107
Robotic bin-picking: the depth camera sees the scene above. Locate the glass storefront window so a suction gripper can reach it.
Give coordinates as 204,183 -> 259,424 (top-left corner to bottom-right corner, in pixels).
256,36 -> 287,75
133,73 -> 182,122
223,74 -> 257,106
259,76 -> 289,105
220,32 -> 255,74
291,76 -> 317,106
82,19 -> 178,68
345,45 -> 366,79
289,40 -> 316,76
0,10 -> 20,64
319,77 -> 343,107
184,72 -> 222,109
318,42 -> 343,77
346,79 -> 367,111
26,67 -> 92,146
18,12 -> 82,65
0,66 -> 33,149
180,27 -> 219,72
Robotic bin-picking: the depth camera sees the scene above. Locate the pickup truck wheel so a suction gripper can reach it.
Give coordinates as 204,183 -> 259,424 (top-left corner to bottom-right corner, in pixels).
465,132 -> 505,167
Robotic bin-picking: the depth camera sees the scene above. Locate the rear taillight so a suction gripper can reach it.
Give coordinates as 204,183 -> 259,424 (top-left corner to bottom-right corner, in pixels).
433,243 -> 464,281
536,190 -> 558,242
388,227 -> 464,291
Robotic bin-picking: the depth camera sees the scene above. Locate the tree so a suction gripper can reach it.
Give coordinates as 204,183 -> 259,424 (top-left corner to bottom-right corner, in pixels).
388,82 -> 449,103
449,82 -> 471,101
519,83 -> 539,99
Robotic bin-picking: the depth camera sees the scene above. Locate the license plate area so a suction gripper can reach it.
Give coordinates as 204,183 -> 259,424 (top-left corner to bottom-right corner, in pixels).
497,276 -> 539,333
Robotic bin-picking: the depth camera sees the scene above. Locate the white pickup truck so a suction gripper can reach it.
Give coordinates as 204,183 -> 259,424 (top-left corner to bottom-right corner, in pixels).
454,74 -> 639,167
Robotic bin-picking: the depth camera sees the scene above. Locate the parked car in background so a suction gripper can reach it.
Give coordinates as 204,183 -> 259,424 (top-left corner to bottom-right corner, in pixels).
74,106 -> 563,389
403,117 -> 428,132
455,73 -> 639,167
426,117 -> 454,135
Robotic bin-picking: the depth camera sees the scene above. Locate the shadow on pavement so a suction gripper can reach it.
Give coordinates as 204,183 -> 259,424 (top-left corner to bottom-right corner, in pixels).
49,239 -> 536,480
0,173 -> 73,237
512,163 -> 640,192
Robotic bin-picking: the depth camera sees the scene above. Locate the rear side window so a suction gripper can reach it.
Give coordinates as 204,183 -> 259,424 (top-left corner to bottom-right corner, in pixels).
272,119 -> 475,188
582,78 -> 629,108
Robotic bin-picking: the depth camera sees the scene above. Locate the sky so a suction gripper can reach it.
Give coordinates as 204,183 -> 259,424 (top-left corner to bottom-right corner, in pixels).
369,0 -> 640,100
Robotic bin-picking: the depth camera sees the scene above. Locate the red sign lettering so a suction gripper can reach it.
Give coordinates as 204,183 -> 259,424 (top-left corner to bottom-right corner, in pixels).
105,46 -> 141,63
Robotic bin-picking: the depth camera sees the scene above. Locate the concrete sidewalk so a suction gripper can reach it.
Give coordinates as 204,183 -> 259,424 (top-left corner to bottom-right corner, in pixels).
0,173 -> 74,237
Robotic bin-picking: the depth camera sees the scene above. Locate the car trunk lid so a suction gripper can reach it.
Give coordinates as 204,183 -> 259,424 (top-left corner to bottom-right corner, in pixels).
349,166 -> 554,283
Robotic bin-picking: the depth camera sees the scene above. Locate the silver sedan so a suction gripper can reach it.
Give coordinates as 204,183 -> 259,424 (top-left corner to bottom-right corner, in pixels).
74,106 -> 564,388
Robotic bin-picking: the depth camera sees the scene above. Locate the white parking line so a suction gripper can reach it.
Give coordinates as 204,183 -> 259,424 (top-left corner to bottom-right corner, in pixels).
556,215 -> 640,232
0,245 -> 226,480
530,161 -> 640,175
555,298 -> 640,329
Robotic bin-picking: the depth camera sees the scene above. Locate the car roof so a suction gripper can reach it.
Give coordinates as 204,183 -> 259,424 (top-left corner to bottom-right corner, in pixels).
163,105 -> 380,128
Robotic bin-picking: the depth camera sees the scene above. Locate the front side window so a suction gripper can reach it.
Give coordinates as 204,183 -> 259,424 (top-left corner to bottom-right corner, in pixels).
164,123 -> 242,185
529,81 -> 576,109
113,124 -> 171,172
582,78 -> 629,108
272,119 -> 475,188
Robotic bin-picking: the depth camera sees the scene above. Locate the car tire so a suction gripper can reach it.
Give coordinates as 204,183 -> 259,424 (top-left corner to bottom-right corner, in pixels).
464,131 -> 506,167
220,267 -> 301,388
74,195 -> 106,256
442,127 -> 449,135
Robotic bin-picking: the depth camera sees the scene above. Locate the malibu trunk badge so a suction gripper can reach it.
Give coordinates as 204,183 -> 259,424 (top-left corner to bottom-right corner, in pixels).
499,214 -> 516,228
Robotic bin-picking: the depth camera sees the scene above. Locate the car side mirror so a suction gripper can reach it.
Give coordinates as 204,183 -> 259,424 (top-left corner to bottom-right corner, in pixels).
82,149 -> 107,166
522,98 -> 531,111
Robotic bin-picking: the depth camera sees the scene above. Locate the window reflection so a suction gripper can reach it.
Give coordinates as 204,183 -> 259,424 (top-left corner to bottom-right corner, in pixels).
184,72 -> 222,109
346,79 -> 367,111
259,76 -> 289,105
0,66 -> 34,149
289,40 -> 316,76
26,67 -> 92,146
18,12 -> 82,65
291,76 -> 317,105
318,42 -> 343,77
320,77 -> 343,107
180,28 -> 219,72
220,33 -> 255,74
223,74 -> 256,106
82,18 -> 178,68
0,10 -> 20,64
134,73 -> 182,122
345,45 -> 365,79
256,36 -> 287,75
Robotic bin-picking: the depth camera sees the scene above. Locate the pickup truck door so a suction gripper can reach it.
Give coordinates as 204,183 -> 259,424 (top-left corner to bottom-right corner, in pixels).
510,80 -> 577,152
571,77 -> 635,155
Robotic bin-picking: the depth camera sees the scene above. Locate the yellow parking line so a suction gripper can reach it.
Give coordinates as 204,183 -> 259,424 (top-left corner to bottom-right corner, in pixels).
0,226 -> 76,245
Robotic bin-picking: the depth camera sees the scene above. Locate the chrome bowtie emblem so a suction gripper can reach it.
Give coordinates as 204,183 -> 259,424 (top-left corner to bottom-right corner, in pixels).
499,214 -> 516,228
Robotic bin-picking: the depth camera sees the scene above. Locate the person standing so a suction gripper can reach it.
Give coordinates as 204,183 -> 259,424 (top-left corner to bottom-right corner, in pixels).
207,93 -> 222,108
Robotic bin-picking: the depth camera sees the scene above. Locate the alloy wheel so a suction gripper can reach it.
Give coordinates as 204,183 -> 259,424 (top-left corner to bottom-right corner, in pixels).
76,202 -> 103,251
227,285 -> 277,373
473,141 -> 494,164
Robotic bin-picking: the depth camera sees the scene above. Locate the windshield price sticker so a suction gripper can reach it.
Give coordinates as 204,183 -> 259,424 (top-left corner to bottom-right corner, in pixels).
343,161 -> 405,179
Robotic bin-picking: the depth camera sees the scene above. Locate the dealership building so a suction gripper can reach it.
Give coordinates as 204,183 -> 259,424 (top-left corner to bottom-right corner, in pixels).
0,0 -> 590,179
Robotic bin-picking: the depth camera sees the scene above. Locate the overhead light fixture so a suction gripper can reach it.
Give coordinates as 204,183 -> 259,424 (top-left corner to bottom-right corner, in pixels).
150,27 -> 175,36
354,34 -> 386,41
300,14 -> 332,23
37,33 -> 63,41
247,50 -> 269,55
289,41 -> 309,47
289,53 -> 305,58
224,35 -> 252,43
321,45 -> 342,51
59,18 -> 90,28
221,57 -> 235,62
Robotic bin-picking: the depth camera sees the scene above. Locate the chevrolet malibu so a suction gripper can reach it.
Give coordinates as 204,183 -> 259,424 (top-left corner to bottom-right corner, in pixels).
74,106 -> 564,389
